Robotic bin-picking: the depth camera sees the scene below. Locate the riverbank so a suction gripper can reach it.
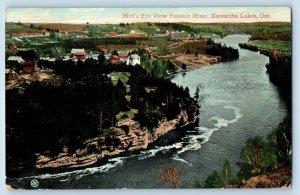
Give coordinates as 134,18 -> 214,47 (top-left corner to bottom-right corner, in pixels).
159,53 -> 220,71
238,41 -> 291,110
34,109 -> 198,171
5,34 -> 290,189
158,38 -> 239,72
229,165 -> 291,188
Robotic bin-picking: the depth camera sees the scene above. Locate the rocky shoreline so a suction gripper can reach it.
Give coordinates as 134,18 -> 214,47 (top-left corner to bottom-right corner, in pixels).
229,165 -> 291,188
35,110 -> 198,171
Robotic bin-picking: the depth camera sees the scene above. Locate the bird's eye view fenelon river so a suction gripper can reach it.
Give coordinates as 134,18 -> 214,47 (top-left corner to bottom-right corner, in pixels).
8,34 -> 288,189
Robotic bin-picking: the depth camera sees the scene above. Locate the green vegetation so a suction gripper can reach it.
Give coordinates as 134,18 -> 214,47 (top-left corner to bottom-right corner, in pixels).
248,40 -> 291,54
204,170 -> 224,188
109,72 -> 130,86
6,56 -> 199,177
6,22 -> 44,34
222,159 -> 232,184
141,59 -> 175,78
200,116 -> 291,188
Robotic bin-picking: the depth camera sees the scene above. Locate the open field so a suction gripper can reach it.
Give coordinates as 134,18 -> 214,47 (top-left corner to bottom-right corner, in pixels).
248,40 -> 291,54
6,23 -> 44,34
30,23 -> 86,32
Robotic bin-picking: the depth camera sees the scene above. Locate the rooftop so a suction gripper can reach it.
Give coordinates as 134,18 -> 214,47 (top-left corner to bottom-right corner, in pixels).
71,48 -> 85,54
7,56 -> 24,63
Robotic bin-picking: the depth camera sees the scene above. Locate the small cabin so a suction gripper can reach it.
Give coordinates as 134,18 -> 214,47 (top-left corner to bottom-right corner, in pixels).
71,48 -> 86,60
21,61 -> 38,74
5,69 -> 17,82
109,55 -> 121,65
126,54 -> 141,66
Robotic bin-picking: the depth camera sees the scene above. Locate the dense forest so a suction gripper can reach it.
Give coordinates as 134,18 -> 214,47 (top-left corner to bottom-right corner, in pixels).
6,57 -> 199,177
265,50 -> 291,110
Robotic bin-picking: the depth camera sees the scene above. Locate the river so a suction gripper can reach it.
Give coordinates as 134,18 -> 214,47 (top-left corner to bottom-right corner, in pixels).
8,34 -> 288,189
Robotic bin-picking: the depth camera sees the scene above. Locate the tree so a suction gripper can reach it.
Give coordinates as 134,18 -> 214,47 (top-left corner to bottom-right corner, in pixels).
159,164 -> 184,188
204,170 -> 224,188
267,116 -> 292,165
111,50 -> 119,56
50,31 -> 56,39
50,46 -> 65,59
222,159 -> 232,184
98,53 -> 107,65
194,85 -> 200,101
239,136 -> 277,176
241,136 -> 264,174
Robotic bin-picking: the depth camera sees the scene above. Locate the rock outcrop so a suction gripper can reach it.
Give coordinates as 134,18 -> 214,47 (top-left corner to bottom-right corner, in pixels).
230,166 -> 291,188
35,110 -> 197,170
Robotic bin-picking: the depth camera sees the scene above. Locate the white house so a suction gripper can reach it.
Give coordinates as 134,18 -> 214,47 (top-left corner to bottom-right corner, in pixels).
126,54 -> 140,66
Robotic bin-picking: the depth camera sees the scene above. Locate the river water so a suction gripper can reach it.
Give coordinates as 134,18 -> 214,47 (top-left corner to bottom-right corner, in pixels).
8,35 -> 287,189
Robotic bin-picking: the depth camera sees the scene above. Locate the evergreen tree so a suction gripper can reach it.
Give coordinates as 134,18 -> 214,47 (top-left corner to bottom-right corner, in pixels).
222,159 -> 232,184
204,170 -> 224,188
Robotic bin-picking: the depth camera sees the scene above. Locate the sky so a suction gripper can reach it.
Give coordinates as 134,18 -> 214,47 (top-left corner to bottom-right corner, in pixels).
6,7 -> 291,24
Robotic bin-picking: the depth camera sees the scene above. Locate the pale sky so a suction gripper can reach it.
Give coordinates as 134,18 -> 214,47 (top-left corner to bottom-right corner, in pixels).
6,7 -> 291,24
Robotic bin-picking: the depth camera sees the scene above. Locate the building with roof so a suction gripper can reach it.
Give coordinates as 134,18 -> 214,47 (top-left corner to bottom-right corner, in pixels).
71,48 -> 86,60
126,54 -> 141,66
109,55 -> 121,65
7,56 -> 25,64
21,61 -> 38,74
5,69 -> 17,82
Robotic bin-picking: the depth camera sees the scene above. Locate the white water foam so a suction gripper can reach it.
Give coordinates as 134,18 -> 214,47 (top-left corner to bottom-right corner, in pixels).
18,156 -> 126,181
17,105 -> 243,181
175,105 -> 243,158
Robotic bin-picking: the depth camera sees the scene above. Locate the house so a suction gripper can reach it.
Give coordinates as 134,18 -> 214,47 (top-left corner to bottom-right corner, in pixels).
126,54 -> 141,66
118,50 -> 129,63
5,69 -> 17,82
21,61 -> 38,74
7,56 -> 25,64
8,43 -> 17,50
71,48 -> 86,60
109,55 -> 120,65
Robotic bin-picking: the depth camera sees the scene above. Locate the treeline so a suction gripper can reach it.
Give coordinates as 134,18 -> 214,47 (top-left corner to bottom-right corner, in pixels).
6,67 -> 128,176
129,71 -> 199,130
265,50 -> 291,110
201,116 -> 292,188
238,43 -> 259,52
205,39 -> 239,61
6,58 -> 199,177
155,23 -> 196,33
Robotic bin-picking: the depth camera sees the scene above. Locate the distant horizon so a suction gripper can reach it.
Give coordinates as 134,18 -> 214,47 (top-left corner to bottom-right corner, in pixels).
6,7 -> 291,24
5,21 -> 291,25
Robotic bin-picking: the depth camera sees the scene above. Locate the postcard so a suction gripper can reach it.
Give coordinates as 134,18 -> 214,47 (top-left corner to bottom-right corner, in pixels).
5,7 -> 291,189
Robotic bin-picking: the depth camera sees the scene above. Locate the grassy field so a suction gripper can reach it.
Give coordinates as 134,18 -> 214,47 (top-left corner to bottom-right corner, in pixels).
248,40 -> 291,54
5,21 -> 291,59
109,72 -> 130,86
32,23 -> 86,32
6,23 -> 44,34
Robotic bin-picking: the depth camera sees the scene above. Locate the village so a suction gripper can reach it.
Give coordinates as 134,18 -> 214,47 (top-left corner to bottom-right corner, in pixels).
5,22 -> 223,87
5,44 -> 146,83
